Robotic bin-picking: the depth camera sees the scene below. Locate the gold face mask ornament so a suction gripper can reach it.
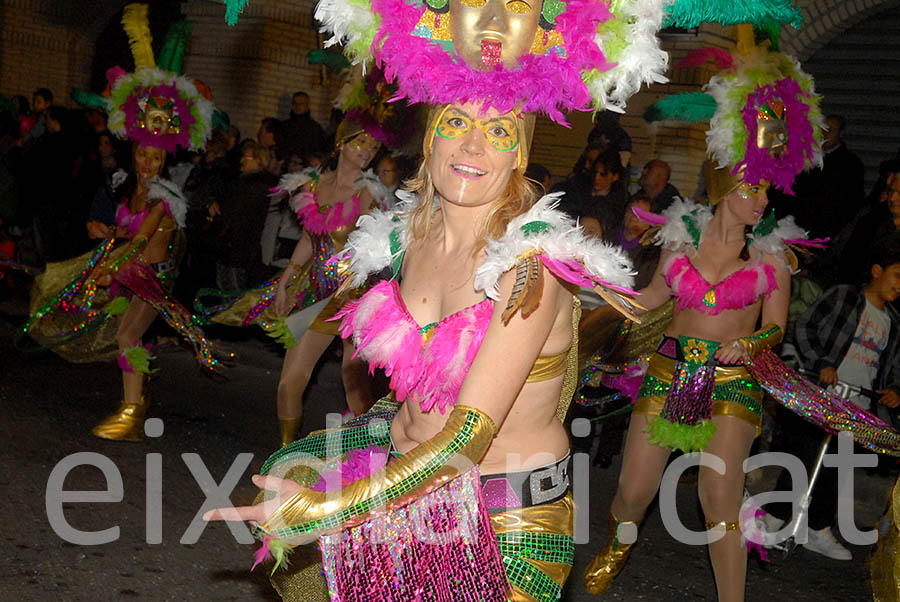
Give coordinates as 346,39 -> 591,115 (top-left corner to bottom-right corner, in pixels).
137,95 -> 180,136
756,99 -> 787,158
412,0 -> 566,71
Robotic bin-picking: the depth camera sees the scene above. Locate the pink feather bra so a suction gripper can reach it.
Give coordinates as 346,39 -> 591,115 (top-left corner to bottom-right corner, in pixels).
663,254 -> 777,315
293,190 -> 363,236
334,279 -> 492,415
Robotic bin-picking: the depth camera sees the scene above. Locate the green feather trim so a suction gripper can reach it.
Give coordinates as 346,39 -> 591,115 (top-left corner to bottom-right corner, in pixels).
263,317 -> 297,349
268,536 -> 293,574
308,49 -> 351,73
644,416 -> 717,453
103,296 -> 130,316
157,20 -> 195,75
122,345 -> 157,375
681,212 -> 702,249
663,0 -> 803,30
224,0 -> 250,26
643,92 -> 717,124
212,110 -> 230,130
71,88 -> 111,112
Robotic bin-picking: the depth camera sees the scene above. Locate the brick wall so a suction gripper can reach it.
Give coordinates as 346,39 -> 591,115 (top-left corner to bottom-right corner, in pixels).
0,0 -> 98,105
181,0 -> 342,144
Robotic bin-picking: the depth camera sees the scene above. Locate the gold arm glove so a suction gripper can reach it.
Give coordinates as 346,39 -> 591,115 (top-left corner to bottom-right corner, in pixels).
737,322 -> 783,359
259,405 -> 496,542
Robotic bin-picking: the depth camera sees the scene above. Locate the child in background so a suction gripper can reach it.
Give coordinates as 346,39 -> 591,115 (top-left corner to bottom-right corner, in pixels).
764,241 -> 900,560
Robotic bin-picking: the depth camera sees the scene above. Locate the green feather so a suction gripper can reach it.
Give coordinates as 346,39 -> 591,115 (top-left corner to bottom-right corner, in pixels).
643,92 -> 717,124
268,536 -> 293,574
644,416 -> 717,453
71,88 -> 110,112
308,49 -> 351,73
212,110 -> 230,130
521,221 -> 551,237
157,20 -> 195,74
122,345 -> 157,375
263,317 -> 297,349
682,212 -> 703,249
224,0 -> 250,26
663,0 -> 803,30
102,296 -> 130,316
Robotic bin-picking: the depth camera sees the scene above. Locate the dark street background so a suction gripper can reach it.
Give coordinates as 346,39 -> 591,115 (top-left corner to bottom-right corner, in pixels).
0,301 -> 889,602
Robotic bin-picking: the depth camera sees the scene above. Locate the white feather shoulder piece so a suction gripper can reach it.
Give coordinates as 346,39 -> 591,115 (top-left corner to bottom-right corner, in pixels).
474,193 -> 635,300
314,0 -> 375,65
652,197 -> 711,251
147,177 -> 187,229
342,191 -> 416,287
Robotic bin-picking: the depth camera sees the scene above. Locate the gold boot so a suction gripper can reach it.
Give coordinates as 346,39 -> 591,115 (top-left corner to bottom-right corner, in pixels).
92,401 -> 148,441
584,511 -> 643,595
279,417 -> 300,447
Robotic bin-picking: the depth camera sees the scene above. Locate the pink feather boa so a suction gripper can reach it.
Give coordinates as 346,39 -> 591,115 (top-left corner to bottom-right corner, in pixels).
293,191 -> 362,236
664,255 -> 777,316
371,0 -> 613,123
309,445 -> 390,492
334,280 -> 492,414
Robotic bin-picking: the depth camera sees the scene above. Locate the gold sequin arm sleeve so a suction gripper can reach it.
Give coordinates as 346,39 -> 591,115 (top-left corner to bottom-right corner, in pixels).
738,322 -> 783,358
259,405 -> 496,542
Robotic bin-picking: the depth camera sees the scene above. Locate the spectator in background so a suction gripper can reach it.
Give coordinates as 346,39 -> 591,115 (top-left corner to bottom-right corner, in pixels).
22,87 -> 53,145
84,108 -> 108,133
283,91 -> 328,158
587,110 -> 633,169
86,130 -> 126,237
557,151 -> 627,238
792,115 -> 865,240
524,162 -> 552,194
209,140 -> 278,290
614,192 -> 660,290
638,158 -> 680,212
257,117 -> 285,174
840,167 -> 900,285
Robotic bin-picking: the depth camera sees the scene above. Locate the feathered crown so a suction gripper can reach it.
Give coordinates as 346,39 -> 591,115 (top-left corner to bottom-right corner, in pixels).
74,4 -> 215,152
332,65 -> 419,151
644,23 -> 824,196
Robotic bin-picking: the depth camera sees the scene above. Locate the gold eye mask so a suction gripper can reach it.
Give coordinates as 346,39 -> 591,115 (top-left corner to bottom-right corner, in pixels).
434,106 -> 519,153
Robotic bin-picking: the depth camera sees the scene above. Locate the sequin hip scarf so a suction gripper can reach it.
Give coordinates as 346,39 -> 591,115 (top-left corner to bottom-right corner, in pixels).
634,335 -> 764,452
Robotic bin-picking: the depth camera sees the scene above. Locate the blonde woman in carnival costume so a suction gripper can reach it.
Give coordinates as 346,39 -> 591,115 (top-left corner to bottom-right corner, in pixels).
203,0 -> 688,599
583,24 -> 900,601
21,4 -> 219,441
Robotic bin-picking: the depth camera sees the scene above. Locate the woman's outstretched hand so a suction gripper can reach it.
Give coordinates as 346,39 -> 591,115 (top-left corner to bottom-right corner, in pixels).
714,339 -> 750,365
203,474 -> 301,524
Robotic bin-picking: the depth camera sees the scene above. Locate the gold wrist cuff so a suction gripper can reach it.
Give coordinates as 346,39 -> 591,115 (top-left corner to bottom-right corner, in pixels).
262,405 -> 496,537
737,322 -> 783,358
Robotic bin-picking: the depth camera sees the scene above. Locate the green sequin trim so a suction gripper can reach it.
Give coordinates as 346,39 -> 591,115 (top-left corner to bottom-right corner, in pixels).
502,553 -> 564,601
260,418 -> 392,474
541,0 -> 566,27
496,531 -> 574,566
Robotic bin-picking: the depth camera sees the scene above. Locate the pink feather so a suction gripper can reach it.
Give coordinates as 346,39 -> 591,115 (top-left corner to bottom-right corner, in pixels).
664,256 -> 777,316
334,280 -> 493,413
309,446 -> 390,492
631,205 -> 667,226
674,48 -> 734,71
540,255 -> 637,295
295,194 -> 362,236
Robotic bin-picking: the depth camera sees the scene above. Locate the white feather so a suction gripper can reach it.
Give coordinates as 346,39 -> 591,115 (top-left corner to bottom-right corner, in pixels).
590,0 -> 670,112
474,194 -> 635,299
314,0 -> 375,64
342,192 -> 417,287
651,197 -> 710,251
147,177 -> 188,229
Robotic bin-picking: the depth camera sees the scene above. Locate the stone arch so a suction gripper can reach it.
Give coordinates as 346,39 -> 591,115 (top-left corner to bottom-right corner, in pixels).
781,0 -> 900,60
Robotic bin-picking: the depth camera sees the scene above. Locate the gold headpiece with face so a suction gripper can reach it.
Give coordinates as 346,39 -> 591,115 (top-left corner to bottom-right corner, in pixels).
413,0 -> 566,71
756,99 -> 787,158
137,95 -> 181,137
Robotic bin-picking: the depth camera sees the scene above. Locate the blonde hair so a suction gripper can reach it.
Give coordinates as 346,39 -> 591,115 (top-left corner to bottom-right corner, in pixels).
404,156 -> 538,256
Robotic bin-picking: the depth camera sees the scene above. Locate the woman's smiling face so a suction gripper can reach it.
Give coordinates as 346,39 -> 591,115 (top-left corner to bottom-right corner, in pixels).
429,103 -> 519,207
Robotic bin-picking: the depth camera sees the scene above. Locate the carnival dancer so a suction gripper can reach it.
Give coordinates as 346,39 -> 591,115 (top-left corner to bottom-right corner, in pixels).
21,4 -> 218,441
583,28 -> 827,601
205,0 -> 676,598
193,68 -> 412,445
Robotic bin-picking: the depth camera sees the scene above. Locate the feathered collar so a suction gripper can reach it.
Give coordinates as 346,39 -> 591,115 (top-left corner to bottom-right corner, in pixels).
272,167 -> 389,212
146,177 -> 187,229
340,191 -> 636,296
647,197 -> 821,272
